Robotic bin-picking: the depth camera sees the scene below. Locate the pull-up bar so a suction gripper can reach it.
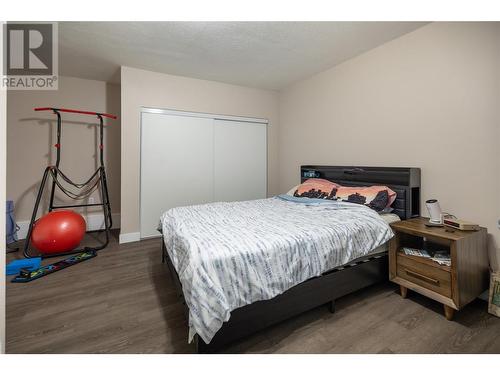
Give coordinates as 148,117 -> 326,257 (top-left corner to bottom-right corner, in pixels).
24,105 -> 114,259
34,107 -> 117,120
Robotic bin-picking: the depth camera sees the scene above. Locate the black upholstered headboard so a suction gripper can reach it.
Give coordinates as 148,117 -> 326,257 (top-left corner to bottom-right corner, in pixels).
300,166 -> 421,220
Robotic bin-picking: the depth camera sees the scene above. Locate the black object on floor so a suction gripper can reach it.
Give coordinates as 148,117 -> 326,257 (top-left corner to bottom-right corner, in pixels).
11,250 -> 97,283
6,242 -> 20,253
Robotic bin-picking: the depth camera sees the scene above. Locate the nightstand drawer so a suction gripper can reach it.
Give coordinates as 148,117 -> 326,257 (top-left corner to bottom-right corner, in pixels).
396,254 -> 452,298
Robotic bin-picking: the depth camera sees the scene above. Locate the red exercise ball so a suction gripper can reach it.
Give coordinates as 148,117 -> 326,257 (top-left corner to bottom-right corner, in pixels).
31,210 -> 86,254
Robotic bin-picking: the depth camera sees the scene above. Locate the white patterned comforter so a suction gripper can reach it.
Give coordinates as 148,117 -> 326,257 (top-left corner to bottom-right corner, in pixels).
160,195 -> 394,344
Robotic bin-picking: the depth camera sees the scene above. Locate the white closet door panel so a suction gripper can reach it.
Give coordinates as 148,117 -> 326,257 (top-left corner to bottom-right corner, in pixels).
140,112 -> 214,238
213,119 -> 267,202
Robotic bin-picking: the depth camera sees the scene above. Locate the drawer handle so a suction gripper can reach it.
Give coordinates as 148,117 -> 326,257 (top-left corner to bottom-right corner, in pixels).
404,269 -> 440,286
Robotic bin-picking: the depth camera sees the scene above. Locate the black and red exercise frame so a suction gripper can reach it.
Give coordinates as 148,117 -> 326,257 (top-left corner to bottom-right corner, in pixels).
23,107 -> 117,258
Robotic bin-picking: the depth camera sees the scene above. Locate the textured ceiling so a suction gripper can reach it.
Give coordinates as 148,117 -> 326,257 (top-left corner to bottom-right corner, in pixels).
59,22 -> 427,90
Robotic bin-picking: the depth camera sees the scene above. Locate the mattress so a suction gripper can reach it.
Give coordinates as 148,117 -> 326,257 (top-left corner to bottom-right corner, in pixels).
161,195 -> 395,344
366,213 -> 399,255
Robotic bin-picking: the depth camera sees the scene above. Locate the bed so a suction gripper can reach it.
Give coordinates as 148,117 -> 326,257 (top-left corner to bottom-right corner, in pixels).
160,165 -> 421,353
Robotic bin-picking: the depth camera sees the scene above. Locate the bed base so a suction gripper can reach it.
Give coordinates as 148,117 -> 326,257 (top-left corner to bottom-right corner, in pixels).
161,240 -> 388,353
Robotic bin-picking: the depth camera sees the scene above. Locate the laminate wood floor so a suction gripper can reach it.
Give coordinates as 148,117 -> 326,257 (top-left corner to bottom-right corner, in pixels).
6,232 -> 500,354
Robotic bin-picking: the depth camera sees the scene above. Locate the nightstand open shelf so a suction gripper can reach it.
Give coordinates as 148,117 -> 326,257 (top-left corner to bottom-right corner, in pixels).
389,217 -> 489,320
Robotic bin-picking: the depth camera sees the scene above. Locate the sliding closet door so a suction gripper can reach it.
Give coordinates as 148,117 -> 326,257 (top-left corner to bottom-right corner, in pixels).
213,119 -> 267,202
140,112 -> 214,238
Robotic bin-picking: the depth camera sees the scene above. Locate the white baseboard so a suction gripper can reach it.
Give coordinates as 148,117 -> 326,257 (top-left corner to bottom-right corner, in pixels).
16,213 -> 120,240
119,232 -> 141,244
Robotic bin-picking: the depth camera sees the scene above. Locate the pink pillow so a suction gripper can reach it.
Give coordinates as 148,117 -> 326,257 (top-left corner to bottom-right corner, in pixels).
293,179 -> 396,211
293,179 -> 340,199
334,185 -> 396,211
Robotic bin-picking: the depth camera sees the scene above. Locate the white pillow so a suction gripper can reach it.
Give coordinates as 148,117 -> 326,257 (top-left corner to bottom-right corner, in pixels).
286,185 -> 300,196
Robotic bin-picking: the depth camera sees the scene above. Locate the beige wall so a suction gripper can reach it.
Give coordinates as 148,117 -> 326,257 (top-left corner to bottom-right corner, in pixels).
7,76 -> 121,224
120,66 -> 279,238
279,22 -> 500,269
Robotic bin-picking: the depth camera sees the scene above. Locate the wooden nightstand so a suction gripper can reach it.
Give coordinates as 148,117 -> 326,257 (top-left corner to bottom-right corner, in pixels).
389,217 -> 489,320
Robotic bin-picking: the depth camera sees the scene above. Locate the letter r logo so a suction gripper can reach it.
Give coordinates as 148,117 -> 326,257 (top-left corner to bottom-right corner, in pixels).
4,23 -> 53,75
